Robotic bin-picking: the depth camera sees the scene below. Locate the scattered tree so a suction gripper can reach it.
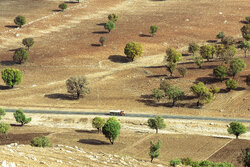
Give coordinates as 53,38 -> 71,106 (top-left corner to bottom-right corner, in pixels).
30,136 -> 51,147
213,65 -> 227,81
190,82 -> 214,107
104,21 -> 115,33
66,76 -> 90,99
166,62 -> 177,76
0,108 -> 6,121
245,16 -> 250,24
159,80 -> 171,93
170,159 -> 181,167
124,42 -> 143,61
13,109 -> 32,126
200,45 -> 213,61
22,38 -> 34,50
13,48 -> 29,64
238,41 -> 250,58
216,31 -> 225,42
209,86 -> 220,95
165,86 -> 184,106
237,147 -> 250,167
188,43 -> 200,56
229,58 -> 246,78
99,36 -> 106,46
152,88 -> 164,102
227,121 -> 247,139
220,46 -> 237,64
147,116 -> 166,133
59,3 -> 67,12
102,117 -> 121,144
149,140 -> 161,163
241,24 -> 250,41
14,16 -> 26,28
165,48 -> 182,63
193,54 -> 204,68
1,68 -> 22,88
108,13 -> 119,22
225,78 -> 238,91
215,44 -> 224,58
177,67 -> 187,77
149,25 -> 158,37
181,157 -> 193,166
92,117 -> 106,133
0,123 -> 11,138
222,36 -> 235,47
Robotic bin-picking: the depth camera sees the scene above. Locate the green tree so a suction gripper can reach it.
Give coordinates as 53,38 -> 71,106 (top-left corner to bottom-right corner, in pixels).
152,88 -> 164,102
149,140 -> 161,163
108,13 -> 119,22
165,86 -> 184,106
149,25 -> 158,37
178,67 -> 187,77
211,45 -> 217,59
102,117 -> 121,144
22,38 -> 34,50
216,31 -> 225,42
227,121 -> 247,139
1,68 -> 22,88
215,44 -> 225,58
190,82 -> 214,107
237,147 -> 250,167
104,21 -> 115,33
99,36 -> 106,46
13,109 -> 32,126
181,157 -> 193,166
229,58 -> 246,78
165,48 -> 182,63
166,62 -> 177,76
246,16 -> 250,23
170,159 -> 181,167
238,41 -> 250,58
209,86 -> 220,95
147,116 -> 166,133
159,80 -> 171,93
241,24 -> 250,41
213,65 -> 227,81
124,42 -> 143,61
92,117 -> 106,133
222,36 -> 235,47
193,54 -> 204,68
66,76 -> 90,99
14,16 -> 26,28
30,136 -> 51,147
225,78 -> 238,91
188,43 -> 200,55
59,3 -> 67,12
0,123 -> 11,138
13,48 -> 29,64
200,45 -> 213,61
220,46 -> 237,64
0,108 -> 6,121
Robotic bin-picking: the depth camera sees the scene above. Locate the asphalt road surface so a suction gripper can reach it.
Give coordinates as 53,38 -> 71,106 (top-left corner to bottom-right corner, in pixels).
5,108 -> 250,122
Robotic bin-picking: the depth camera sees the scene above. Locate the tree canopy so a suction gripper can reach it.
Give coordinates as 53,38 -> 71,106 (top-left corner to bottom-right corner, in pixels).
124,42 -> 143,61
102,117 -> 121,144
1,68 -> 22,88
227,121 -> 247,139
147,116 -> 166,133
66,76 -> 90,99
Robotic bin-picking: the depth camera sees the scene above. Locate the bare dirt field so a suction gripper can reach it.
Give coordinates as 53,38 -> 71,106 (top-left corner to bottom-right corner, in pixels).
0,0 -> 249,118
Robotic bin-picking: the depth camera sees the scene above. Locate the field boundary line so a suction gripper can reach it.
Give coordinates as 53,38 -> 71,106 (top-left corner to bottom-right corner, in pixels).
205,139 -> 233,160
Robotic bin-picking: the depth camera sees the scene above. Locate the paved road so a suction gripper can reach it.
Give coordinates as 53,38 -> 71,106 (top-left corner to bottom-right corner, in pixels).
5,109 -> 250,122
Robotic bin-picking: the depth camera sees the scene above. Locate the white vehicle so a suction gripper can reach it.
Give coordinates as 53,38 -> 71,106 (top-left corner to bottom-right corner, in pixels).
109,110 -> 125,116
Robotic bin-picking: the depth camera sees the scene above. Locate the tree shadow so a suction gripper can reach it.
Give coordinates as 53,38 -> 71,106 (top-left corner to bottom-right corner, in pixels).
219,88 -> 229,94
0,85 -> 11,90
234,87 -> 246,91
8,48 -> 21,52
52,9 -> 62,12
147,75 -> 179,79
5,25 -> 18,29
10,124 -> 22,127
92,31 -> 108,34
195,77 -> 220,84
182,53 -> 190,57
108,55 -> 129,63
64,1 -> 78,3
75,130 -> 97,133
91,44 -> 101,47
0,61 -> 15,66
143,65 -> 165,69
239,20 -> 249,24
96,23 -> 105,26
44,93 -> 74,100
150,0 -> 166,1
78,139 -> 110,145
139,34 -> 151,37
206,40 -> 217,43
179,61 -> 194,65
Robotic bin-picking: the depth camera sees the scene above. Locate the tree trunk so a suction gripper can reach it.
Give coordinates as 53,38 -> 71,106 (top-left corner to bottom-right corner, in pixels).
197,101 -> 200,107
244,50 -> 247,58
236,134 -> 239,139
151,157 -> 154,163
156,128 -> 158,134
76,92 -> 80,99
172,99 -> 176,107
109,138 -> 114,144
97,128 -> 100,133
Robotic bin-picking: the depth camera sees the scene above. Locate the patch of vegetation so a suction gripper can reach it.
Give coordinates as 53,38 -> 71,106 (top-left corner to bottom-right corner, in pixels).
30,136 -> 51,147
13,109 -> 32,126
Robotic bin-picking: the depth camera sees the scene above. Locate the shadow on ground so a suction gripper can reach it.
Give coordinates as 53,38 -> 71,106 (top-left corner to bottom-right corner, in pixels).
139,34 -> 151,37
75,130 -> 98,134
44,93 -> 74,100
78,139 -> 110,145
108,55 -> 129,63
92,31 -> 108,34
5,25 -> 18,28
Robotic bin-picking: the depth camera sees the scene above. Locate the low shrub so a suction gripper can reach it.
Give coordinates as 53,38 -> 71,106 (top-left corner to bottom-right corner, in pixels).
30,136 -> 51,147
170,159 -> 181,167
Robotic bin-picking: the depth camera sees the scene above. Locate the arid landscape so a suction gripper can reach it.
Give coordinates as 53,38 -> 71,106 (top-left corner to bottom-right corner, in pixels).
0,0 -> 249,166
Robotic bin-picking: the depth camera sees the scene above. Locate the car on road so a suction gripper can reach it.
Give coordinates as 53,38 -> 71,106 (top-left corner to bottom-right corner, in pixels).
109,110 -> 125,116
